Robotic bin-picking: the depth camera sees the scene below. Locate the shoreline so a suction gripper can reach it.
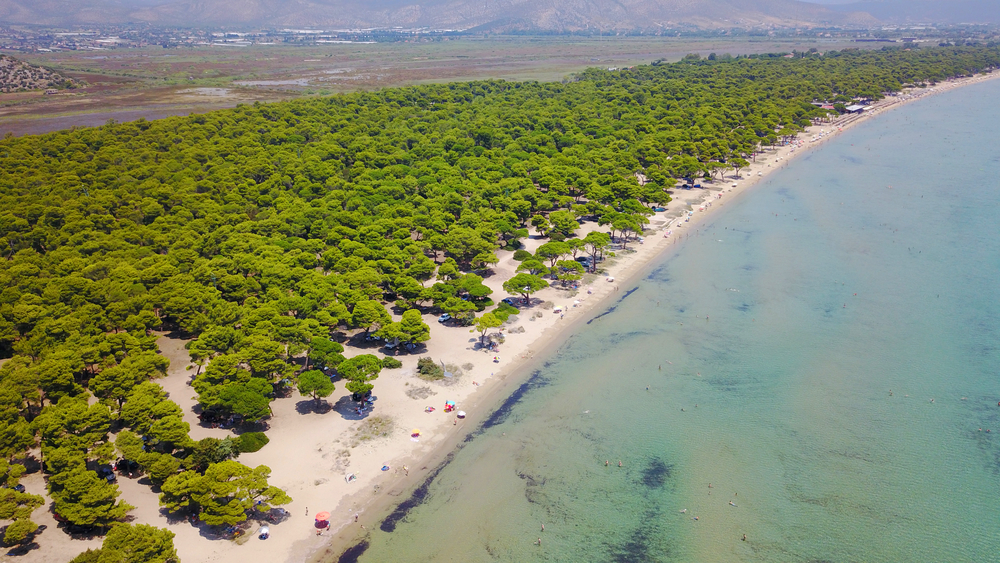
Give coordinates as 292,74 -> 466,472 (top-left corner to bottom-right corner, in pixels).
303,69 -> 1000,562
14,68 -> 997,563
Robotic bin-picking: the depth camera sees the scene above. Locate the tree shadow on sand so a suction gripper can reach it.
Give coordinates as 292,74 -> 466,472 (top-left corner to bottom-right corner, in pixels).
295,399 -> 332,415
331,395 -> 370,421
4,541 -> 40,557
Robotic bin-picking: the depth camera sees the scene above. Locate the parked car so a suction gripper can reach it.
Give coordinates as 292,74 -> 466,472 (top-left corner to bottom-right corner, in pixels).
96,465 -> 116,483
500,298 -> 516,306
437,313 -> 452,323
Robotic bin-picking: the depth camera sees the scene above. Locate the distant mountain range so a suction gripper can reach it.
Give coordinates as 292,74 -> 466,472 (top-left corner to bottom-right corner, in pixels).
0,0 -> 881,30
0,0 -> 994,30
825,0 -> 1000,25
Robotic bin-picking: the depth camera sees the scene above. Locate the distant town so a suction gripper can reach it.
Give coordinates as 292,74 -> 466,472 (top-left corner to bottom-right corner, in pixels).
0,23 -> 996,53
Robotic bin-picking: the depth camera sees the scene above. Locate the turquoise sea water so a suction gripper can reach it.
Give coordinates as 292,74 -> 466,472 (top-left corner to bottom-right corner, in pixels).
344,79 -> 1000,563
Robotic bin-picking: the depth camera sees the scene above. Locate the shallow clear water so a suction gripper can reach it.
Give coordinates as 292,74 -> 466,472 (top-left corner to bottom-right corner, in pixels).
347,79 -> 1000,563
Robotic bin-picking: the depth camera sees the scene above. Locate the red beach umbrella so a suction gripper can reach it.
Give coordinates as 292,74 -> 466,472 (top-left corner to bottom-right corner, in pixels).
315,511 -> 331,522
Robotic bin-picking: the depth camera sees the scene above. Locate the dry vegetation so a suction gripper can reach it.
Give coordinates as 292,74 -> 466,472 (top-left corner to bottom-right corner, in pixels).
0,54 -> 75,92
0,36 -> 866,137
350,416 -> 396,447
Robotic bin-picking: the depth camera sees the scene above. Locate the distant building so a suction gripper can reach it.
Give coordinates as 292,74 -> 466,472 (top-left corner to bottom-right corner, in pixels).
844,104 -> 866,114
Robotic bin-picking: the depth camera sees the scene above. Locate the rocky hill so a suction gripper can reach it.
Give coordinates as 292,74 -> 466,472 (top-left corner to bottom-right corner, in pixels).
0,0 -> 878,30
0,55 -> 75,93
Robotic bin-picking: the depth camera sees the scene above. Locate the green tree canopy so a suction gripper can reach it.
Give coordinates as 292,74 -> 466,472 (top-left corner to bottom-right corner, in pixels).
159,461 -> 290,526
473,313 -> 503,344
297,370 -> 334,405
82,523 -> 179,563
502,274 -> 549,305
51,466 -> 133,528
337,354 -> 382,397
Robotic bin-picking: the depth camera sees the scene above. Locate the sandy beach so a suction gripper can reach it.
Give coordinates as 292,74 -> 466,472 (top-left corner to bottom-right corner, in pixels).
15,69 -> 998,563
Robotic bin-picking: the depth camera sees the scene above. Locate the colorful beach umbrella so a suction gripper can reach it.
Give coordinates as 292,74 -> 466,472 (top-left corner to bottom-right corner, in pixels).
315,512 -> 330,521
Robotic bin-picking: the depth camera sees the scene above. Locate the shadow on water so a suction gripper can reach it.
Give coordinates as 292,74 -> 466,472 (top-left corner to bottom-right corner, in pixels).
605,507 -> 672,563
639,457 -> 674,489
336,539 -> 370,563
588,286 -> 640,324
376,451 -> 457,534
472,369 -> 549,435
337,369 -> 551,560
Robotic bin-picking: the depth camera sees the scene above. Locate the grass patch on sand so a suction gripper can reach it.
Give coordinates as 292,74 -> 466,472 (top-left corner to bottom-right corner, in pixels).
351,416 -> 395,447
405,386 -> 436,400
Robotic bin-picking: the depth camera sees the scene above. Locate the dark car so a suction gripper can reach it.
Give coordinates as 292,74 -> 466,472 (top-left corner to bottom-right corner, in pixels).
96,465 -> 116,483
500,298 -> 517,306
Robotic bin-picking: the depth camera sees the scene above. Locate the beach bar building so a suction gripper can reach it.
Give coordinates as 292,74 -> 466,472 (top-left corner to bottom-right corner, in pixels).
844,104 -> 866,114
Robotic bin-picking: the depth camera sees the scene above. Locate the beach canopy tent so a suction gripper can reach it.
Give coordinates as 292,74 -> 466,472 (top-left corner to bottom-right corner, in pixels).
315,512 -> 330,522
457,411 -> 467,418
259,526 -> 270,539
411,429 -> 421,436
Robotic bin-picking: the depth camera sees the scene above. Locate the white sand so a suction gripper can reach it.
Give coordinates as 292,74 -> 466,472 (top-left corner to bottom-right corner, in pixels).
11,70 -> 997,563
